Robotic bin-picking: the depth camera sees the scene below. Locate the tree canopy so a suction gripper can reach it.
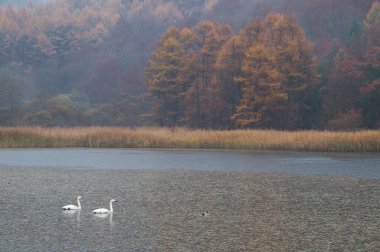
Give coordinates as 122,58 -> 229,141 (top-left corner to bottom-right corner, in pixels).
0,0 -> 379,129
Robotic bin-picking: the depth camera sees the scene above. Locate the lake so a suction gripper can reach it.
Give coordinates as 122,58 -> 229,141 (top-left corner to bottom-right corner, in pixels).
0,148 -> 380,177
0,149 -> 379,251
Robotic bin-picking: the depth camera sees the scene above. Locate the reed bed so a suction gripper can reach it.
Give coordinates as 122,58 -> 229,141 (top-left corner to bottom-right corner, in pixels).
0,127 -> 379,152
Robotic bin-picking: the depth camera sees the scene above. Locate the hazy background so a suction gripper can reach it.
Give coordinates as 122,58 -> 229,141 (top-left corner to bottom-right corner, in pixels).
0,0 -> 378,129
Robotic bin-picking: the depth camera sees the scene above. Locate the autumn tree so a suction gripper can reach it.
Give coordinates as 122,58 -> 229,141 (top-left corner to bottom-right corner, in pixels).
233,43 -> 287,128
0,71 -> 21,125
145,27 -> 183,127
265,13 -> 318,129
322,60 -> 365,129
360,2 -> 380,127
2,0 -> 377,129
146,14 -> 318,129
80,56 -> 128,104
232,14 -> 318,129
283,0 -> 373,44
183,21 -> 233,128
0,71 -> 21,110
212,36 -> 244,128
322,2 -> 380,129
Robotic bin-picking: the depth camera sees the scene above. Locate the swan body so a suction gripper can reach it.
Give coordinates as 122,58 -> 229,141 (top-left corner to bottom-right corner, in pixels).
93,199 -> 117,214
62,196 -> 82,210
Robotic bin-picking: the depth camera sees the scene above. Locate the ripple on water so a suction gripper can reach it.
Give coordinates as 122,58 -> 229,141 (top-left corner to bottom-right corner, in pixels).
0,167 -> 379,251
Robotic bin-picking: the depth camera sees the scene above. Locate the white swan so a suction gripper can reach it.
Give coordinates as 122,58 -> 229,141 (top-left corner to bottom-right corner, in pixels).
93,199 -> 117,214
62,196 -> 82,210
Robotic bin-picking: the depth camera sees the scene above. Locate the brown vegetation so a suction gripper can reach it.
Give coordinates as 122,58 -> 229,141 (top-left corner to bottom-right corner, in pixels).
0,1 -> 379,130
146,13 -> 318,129
0,127 -> 379,152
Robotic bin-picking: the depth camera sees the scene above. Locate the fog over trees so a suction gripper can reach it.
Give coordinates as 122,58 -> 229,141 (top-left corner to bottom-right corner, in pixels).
0,0 -> 379,129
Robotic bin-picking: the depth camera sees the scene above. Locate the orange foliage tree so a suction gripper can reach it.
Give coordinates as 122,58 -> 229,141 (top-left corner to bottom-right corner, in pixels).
146,13 -> 317,129
232,13 -> 317,129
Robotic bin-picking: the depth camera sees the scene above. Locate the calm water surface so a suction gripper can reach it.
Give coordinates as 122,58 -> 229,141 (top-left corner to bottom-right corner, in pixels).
0,149 -> 379,251
0,148 -> 379,177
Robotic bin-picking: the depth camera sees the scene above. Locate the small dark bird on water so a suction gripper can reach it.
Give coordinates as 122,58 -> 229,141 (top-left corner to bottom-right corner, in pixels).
199,211 -> 209,217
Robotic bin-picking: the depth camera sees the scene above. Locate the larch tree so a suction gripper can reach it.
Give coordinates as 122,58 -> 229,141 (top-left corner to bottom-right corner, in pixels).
146,13 -> 317,129
263,13 -> 318,129
213,36 -> 244,128
232,13 -> 317,129
145,27 -> 183,127
232,43 -> 287,128
183,21 -> 233,128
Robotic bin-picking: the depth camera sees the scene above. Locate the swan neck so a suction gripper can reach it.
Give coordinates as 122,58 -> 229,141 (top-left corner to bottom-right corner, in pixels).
77,197 -> 81,209
109,200 -> 114,212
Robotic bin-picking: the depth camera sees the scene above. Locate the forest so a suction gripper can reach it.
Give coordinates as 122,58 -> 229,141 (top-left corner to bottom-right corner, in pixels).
0,0 -> 379,130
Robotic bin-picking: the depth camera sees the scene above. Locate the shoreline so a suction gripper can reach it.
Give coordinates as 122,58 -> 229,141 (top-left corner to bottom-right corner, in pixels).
0,127 -> 379,152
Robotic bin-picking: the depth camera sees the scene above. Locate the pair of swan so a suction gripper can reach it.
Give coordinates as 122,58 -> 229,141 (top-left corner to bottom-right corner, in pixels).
62,196 -> 117,214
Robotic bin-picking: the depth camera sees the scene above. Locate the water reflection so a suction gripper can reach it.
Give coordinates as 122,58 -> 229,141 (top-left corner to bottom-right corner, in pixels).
62,209 -> 81,227
93,212 -> 114,227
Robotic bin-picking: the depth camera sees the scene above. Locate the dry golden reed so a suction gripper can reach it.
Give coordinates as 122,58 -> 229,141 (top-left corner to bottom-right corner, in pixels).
0,127 -> 379,152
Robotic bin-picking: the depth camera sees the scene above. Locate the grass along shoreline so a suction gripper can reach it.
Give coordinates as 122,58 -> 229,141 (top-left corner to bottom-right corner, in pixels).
0,127 -> 379,152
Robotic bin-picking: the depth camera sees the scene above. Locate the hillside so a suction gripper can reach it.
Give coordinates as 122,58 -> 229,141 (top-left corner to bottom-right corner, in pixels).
0,0 -> 378,129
